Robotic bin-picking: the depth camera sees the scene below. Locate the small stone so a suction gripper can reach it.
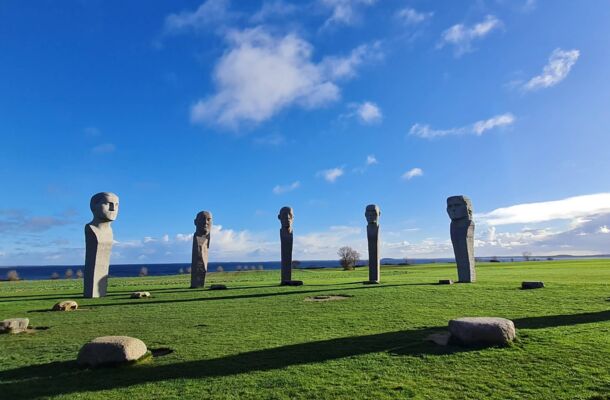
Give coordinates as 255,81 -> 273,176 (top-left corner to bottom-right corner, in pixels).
281,280 -> 303,286
449,317 -> 516,346
130,292 -> 151,299
52,300 -> 78,311
522,281 -> 544,290
77,336 -> 148,367
438,279 -> 454,285
209,284 -> 227,290
0,318 -> 29,334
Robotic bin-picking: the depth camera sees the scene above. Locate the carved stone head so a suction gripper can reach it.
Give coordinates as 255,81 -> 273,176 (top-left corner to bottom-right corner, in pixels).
89,192 -> 119,223
194,211 -> 213,236
365,204 -> 381,225
446,196 -> 473,221
278,206 -> 294,230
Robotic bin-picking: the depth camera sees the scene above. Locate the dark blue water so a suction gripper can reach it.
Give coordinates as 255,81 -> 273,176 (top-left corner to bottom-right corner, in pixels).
1,255 -> 603,281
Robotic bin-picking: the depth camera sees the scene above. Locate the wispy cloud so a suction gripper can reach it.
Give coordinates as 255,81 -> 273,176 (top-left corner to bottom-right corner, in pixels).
318,167 -> 344,183
253,133 -> 286,146
250,0 -> 299,23
477,193 -> 610,226
366,155 -> 377,165
320,0 -> 378,28
273,181 -> 301,194
438,15 -> 501,56
190,27 -> 381,128
402,167 -> 423,180
92,143 -> 116,154
355,101 -> 382,124
0,209 -> 72,233
164,0 -> 232,34
410,113 -> 515,139
395,7 -> 432,25
523,48 -> 580,91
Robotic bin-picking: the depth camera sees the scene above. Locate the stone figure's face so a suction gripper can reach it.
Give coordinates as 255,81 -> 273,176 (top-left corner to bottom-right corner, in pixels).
195,212 -> 212,235
91,193 -> 119,222
278,207 -> 294,229
447,196 -> 471,220
365,205 -> 380,224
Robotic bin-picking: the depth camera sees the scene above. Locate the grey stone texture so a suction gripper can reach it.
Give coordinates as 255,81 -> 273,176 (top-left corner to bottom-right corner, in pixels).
0,318 -> 29,334
447,195 -> 476,283
449,317 -> 516,346
77,336 -> 148,367
278,206 -> 294,285
191,211 -> 212,289
84,192 -> 119,298
130,292 -> 151,299
522,281 -> 544,289
365,204 -> 381,284
52,300 -> 78,311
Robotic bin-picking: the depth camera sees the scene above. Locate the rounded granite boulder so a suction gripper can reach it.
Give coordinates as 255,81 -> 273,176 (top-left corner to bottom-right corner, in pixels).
130,291 -> 152,299
52,300 -> 78,311
0,318 -> 29,334
77,336 -> 148,367
449,317 -> 516,346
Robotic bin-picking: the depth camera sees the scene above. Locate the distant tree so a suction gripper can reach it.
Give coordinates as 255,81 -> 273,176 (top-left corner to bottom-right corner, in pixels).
291,260 -> 301,269
236,265 -> 242,272
522,251 -> 532,262
6,270 -> 19,281
139,267 -> 148,277
65,269 -> 74,279
338,246 -> 360,271
510,258 -> 514,263
403,257 -> 411,266
257,265 -> 264,271
186,267 -> 192,274
216,266 -> 224,272
76,269 -> 83,278
490,256 -> 500,263
546,257 -> 554,261
51,272 -> 60,280
178,268 -> 184,274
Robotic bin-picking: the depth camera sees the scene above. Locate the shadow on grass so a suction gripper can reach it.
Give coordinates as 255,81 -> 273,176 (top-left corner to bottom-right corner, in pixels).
0,326 -> 467,399
514,310 -> 610,329
83,283 -> 420,309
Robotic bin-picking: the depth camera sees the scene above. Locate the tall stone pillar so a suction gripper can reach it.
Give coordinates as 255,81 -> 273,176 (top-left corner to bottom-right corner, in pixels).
191,211 -> 212,288
365,204 -> 381,284
447,195 -> 476,283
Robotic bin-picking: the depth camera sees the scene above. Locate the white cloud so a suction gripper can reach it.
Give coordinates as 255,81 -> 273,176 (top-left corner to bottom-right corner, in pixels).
366,155 -> 377,165
191,28 -> 379,128
410,113 -> 515,139
402,167 -> 423,180
395,7 -> 432,25
523,48 -> 580,91
164,0 -> 231,33
273,181 -> 301,194
92,143 -> 116,154
477,193 -> 610,226
320,42 -> 383,80
438,15 -> 501,56
356,101 -> 382,124
598,225 -> 610,234
250,0 -> 298,23
318,167 -> 344,183
320,0 -> 378,28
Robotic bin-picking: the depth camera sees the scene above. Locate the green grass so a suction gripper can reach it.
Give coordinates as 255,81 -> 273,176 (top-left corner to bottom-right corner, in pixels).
1,260 -> 609,399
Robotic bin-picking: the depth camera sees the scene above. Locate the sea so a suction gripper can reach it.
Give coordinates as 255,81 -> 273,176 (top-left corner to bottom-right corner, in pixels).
0,255 -> 606,281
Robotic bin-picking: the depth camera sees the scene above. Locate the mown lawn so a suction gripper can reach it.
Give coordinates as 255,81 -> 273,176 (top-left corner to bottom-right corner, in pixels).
0,260 -> 609,399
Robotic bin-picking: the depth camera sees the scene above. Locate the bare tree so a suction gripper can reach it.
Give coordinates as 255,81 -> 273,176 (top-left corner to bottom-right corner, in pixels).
216,266 -> 224,272
338,246 -> 360,271
51,272 -> 60,280
522,251 -> 532,262
6,270 -> 19,281
139,267 -> 148,277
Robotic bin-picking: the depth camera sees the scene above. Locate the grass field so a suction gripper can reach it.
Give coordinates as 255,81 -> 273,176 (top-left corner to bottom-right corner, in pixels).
1,260 -> 609,399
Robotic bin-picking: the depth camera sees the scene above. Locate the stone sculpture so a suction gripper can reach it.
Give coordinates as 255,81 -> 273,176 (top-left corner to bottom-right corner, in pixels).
447,195 -> 476,283
278,206 -> 302,286
84,192 -> 119,298
191,211 -> 212,288
365,204 -> 381,284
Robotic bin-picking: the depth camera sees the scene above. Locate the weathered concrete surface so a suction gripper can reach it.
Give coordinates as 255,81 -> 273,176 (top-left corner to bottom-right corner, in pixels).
447,195 -> 476,283
84,192 -> 119,298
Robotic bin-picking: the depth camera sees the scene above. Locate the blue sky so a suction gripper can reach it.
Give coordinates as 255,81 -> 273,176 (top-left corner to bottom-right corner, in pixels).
1,0 -> 610,265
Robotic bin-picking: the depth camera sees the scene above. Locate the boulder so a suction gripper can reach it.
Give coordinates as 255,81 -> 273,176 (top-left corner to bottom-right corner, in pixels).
522,281 -> 544,290
77,336 -> 148,367
438,279 -> 454,285
0,318 -> 29,334
449,317 -> 516,346
52,300 -> 78,311
130,292 -> 152,299
209,284 -> 227,290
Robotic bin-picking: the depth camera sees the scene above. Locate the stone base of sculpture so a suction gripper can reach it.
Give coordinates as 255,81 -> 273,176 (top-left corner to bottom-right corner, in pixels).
84,224 -> 112,298
363,280 -> 380,285
280,280 -> 303,286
